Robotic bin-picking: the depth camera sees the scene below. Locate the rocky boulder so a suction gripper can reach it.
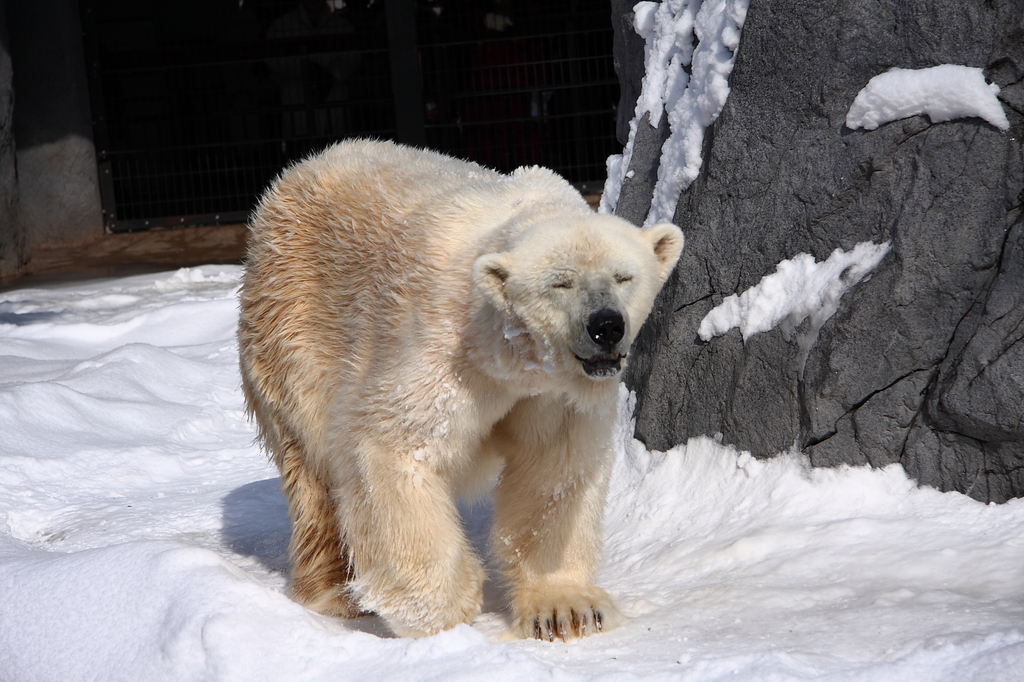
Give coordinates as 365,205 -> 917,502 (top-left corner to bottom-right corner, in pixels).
614,0 -> 1024,502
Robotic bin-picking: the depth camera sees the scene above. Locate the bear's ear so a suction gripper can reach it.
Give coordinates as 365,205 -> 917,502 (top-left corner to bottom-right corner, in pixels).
641,222 -> 685,282
472,253 -> 512,309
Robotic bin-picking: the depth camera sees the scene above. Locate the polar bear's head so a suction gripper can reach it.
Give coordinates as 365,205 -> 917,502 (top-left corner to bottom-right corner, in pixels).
473,215 -> 684,381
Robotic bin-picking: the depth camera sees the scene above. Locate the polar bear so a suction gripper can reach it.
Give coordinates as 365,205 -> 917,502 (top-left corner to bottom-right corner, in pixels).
238,139 -> 683,641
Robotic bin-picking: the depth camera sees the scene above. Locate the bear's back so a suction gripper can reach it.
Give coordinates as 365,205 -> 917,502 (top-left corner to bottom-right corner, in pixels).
239,140 -> 595,452
243,141 -> 509,334
239,142 -> 513,447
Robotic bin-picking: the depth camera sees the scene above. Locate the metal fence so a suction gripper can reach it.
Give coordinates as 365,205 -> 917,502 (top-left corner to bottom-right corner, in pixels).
82,0 -> 618,232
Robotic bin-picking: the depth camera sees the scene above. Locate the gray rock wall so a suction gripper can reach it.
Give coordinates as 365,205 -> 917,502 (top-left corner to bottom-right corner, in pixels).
618,0 -> 1024,502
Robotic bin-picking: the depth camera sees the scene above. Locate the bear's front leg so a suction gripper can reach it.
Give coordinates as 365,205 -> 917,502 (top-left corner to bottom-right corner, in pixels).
490,397 -> 620,641
331,438 -> 485,638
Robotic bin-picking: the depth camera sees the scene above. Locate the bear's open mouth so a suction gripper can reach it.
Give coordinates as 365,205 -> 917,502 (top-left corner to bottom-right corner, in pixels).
575,353 -> 625,378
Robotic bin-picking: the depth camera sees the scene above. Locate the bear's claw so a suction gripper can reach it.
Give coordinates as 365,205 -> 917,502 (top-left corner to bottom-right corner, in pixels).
530,606 -> 606,642
514,584 -> 617,641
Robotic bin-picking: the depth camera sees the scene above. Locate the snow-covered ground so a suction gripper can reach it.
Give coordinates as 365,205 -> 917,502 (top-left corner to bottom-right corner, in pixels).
2,265 -> 1024,681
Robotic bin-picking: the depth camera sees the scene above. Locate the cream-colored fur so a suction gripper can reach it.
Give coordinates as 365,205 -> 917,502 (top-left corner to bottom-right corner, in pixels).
238,139 -> 683,640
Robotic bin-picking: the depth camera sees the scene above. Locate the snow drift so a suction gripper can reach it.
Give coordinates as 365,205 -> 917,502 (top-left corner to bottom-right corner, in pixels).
2,266 -> 1024,681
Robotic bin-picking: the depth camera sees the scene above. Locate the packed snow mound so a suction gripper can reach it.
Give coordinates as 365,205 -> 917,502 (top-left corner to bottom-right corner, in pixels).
846,64 -> 1009,132
3,266 -> 1024,681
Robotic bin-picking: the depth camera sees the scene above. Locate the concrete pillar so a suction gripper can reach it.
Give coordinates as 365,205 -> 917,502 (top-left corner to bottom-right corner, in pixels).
0,0 -> 26,285
8,0 -> 103,251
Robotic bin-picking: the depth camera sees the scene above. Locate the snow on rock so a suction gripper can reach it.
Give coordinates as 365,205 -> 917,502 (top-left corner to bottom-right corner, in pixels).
649,0 -> 749,226
601,0 -> 749,224
4,266 -> 1024,680
846,64 -> 1009,132
698,241 -> 891,362
600,149 -> 627,215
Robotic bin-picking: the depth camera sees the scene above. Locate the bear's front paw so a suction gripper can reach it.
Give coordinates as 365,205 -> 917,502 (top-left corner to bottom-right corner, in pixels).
512,584 -> 618,642
361,551 -> 486,638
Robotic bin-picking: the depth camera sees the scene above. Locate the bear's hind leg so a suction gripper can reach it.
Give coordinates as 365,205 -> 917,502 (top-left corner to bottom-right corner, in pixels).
279,437 -> 362,618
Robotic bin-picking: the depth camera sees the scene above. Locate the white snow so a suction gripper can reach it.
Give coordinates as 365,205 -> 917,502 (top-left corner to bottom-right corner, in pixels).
601,0 -> 749,225
698,240 -> 891,370
846,64 -> 1009,132
3,265 -> 1024,681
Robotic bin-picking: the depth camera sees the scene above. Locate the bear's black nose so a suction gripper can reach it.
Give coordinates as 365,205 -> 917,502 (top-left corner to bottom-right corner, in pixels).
587,308 -> 625,350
